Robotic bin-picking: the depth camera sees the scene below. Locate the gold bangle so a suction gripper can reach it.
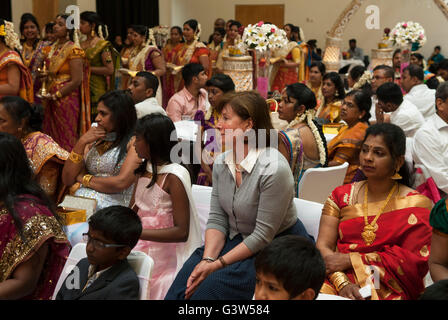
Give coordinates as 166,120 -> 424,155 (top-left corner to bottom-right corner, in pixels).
329,272 -> 351,292
82,174 -> 94,188
219,256 -> 227,268
69,151 -> 83,164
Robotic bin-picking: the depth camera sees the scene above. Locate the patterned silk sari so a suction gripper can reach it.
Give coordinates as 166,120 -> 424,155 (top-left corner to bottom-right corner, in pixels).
0,50 -> 34,102
327,122 -> 368,184
42,42 -> 91,151
194,108 -> 221,186
0,195 -> 70,300
320,182 -> 433,300
22,131 -> 69,201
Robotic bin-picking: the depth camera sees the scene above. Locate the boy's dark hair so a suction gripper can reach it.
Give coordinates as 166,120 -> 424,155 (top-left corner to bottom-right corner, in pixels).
214,27 -> 226,38
182,63 -> 205,86
255,235 -> 326,299
136,71 -> 159,95
439,59 -> 448,71
376,82 -> 403,106
420,279 -> 448,300
88,206 -> 142,249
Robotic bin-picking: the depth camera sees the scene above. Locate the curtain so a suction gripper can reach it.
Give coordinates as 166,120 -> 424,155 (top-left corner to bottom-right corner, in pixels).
1,0 -> 12,21
96,0 -> 159,41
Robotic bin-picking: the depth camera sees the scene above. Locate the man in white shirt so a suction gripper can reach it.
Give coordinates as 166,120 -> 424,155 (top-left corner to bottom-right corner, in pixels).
128,71 -> 167,119
376,82 -> 424,138
401,64 -> 436,120
413,81 -> 448,197
370,65 -> 395,123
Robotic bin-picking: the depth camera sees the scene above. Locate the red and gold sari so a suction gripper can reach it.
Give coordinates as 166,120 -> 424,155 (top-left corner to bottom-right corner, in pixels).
42,42 -> 91,151
270,42 -> 301,93
320,182 -> 433,300
0,195 -> 70,300
0,50 -> 34,102
172,41 -> 210,92
327,122 -> 368,184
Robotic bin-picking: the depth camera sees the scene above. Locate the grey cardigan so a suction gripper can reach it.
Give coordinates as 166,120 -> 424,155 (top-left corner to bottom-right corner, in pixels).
206,148 -> 298,253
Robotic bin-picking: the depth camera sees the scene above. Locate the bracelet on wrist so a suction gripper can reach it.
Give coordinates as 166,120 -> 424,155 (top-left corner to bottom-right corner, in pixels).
82,174 -> 94,188
69,151 -> 83,164
201,257 -> 216,263
219,256 -> 228,268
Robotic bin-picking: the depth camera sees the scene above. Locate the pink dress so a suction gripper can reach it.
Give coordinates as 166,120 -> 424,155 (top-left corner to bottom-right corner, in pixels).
133,175 -> 185,300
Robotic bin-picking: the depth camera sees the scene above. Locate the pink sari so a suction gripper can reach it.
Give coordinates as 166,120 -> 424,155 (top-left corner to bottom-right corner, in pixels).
0,195 -> 70,300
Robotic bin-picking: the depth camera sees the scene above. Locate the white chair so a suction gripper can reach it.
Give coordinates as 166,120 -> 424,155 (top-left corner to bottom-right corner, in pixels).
191,184 -> 213,242
298,162 -> 349,204
293,198 -> 323,241
52,243 -> 154,300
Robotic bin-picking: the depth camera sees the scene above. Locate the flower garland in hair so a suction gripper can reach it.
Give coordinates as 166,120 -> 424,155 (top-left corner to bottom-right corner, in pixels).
98,25 -> 104,40
146,28 -> 156,46
4,21 -> 22,51
287,109 -> 326,166
195,23 -> 202,41
352,70 -> 372,90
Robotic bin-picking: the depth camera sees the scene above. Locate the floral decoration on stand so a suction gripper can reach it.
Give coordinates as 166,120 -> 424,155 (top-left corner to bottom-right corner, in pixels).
390,21 -> 426,72
390,21 -> 427,51
237,21 -> 288,98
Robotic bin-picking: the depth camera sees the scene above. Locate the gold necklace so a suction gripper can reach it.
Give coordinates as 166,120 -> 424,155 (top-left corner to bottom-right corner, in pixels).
361,182 -> 398,246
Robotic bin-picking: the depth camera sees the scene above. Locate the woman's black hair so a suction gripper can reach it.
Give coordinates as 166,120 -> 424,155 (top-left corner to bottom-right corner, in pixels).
349,65 -> 366,83
0,96 -> 44,132
345,89 -> 372,123
0,18 -> 6,44
80,11 -> 106,38
131,24 -> 148,41
56,14 -> 75,42
20,13 -> 41,48
229,20 -> 242,30
363,123 -> 413,187
45,22 -> 55,35
97,90 -> 137,165
134,114 -> 178,188
171,26 -> 184,43
0,132 -> 58,241
206,74 -> 235,93
285,83 -> 329,166
323,72 -> 346,100
184,19 -> 199,33
310,61 -> 326,76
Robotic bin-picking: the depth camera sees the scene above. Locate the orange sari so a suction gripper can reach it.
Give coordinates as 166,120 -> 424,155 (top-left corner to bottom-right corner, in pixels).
162,42 -> 183,107
320,182 -> 432,300
327,122 -> 368,184
0,50 -> 34,102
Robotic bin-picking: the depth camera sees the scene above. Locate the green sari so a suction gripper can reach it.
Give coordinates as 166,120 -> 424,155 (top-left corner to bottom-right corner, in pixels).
85,40 -> 120,115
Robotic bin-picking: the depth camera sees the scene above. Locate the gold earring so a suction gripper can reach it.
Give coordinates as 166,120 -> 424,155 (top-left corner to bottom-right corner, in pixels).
391,169 -> 402,180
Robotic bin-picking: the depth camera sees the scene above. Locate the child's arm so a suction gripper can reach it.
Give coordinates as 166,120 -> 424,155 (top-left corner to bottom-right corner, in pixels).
139,173 -> 190,242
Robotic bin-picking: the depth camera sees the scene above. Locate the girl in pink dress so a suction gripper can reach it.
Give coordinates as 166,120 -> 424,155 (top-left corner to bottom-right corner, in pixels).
131,114 -> 202,300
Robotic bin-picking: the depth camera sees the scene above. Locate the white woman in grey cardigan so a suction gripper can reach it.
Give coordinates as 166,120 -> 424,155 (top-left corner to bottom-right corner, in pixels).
165,91 -> 312,300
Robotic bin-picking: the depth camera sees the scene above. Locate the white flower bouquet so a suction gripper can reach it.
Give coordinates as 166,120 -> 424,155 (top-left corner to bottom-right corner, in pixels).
238,21 -> 288,53
390,21 -> 426,50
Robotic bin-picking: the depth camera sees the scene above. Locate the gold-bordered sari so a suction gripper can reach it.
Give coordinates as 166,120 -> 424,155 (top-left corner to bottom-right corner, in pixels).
320,182 -> 433,300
